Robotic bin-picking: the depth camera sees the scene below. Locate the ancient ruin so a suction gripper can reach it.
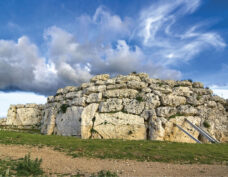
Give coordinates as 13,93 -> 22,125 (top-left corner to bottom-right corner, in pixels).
1,73 -> 228,143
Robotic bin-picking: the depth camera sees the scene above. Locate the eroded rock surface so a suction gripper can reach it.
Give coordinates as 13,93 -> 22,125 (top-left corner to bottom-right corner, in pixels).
2,73 -> 228,143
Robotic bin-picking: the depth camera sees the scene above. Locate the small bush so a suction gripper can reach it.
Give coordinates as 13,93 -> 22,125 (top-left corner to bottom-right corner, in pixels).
188,79 -> 193,83
136,96 -> 144,102
15,153 -> 43,176
131,71 -> 137,74
90,170 -> 118,177
203,121 -> 210,128
168,113 -> 184,120
197,95 -> 201,101
59,104 -> 69,114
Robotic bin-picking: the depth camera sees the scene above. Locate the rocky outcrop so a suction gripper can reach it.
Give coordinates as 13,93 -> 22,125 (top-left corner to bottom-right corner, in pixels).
4,104 -> 43,129
1,73 -> 228,143
39,73 -> 228,143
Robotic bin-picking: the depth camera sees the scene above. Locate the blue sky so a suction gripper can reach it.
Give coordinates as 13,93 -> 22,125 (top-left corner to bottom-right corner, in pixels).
0,0 -> 228,117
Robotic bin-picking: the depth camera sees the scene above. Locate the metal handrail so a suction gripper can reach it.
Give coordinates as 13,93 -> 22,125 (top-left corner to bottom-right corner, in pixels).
174,123 -> 202,144
185,119 -> 219,143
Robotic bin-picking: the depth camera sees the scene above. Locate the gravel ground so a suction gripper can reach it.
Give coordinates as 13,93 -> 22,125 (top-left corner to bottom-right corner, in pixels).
0,144 -> 227,177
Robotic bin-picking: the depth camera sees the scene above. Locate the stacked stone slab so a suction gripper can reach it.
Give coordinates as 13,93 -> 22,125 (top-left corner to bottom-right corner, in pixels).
4,104 -> 43,129
40,73 -> 228,143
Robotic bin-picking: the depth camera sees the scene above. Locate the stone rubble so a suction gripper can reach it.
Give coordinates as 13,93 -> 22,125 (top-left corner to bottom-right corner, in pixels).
1,73 -> 228,143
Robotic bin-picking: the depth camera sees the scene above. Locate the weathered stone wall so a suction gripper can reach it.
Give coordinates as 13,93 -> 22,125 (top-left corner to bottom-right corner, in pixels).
4,104 -> 43,129
0,118 -> 6,126
40,73 -> 228,143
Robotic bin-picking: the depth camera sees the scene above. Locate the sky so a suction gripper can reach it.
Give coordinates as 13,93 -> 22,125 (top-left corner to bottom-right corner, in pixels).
0,0 -> 228,117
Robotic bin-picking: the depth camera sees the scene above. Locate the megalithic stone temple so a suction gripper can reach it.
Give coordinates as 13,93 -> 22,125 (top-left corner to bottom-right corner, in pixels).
1,73 -> 228,143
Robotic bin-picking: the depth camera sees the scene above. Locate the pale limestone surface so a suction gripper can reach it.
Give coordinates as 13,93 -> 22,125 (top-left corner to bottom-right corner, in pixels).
2,73 -> 228,143
5,104 -> 43,127
55,106 -> 83,136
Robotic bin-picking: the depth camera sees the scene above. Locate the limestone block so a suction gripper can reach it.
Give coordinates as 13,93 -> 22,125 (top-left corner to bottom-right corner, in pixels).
193,88 -> 213,95
175,80 -> 192,87
55,106 -> 83,136
173,87 -> 193,97
65,91 -> 82,99
91,112 -> 146,140
99,98 -> 123,112
81,103 -> 99,139
144,93 -> 160,108
6,105 -> 42,126
63,86 -> 79,94
105,79 -> 116,85
95,80 -> 106,85
127,81 -> 147,90
161,94 -> 186,106
47,96 -> 55,103
206,101 -> 217,108
83,85 -> 106,95
54,95 -> 64,102
123,99 -> 145,115
81,82 -> 94,89
141,109 -> 156,121
177,105 -> 198,116
150,84 -> 172,94
116,75 -> 141,83
71,97 -> 86,106
41,107 -> 57,135
107,83 -> 127,90
86,93 -> 102,103
156,107 -> 177,118
56,88 -> 64,95
193,82 -> 204,88
0,118 -> 7,125
103,89 -> 138,99
90,74 -> 110,82
212,95 -> 226,105
149,116 -> 201,143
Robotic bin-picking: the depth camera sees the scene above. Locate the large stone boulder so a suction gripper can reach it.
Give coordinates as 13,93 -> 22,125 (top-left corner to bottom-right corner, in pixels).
6,104 -> 43,128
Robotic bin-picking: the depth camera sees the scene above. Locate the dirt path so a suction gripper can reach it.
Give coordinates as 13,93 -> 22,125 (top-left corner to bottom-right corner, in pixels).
0,144 -> 227,177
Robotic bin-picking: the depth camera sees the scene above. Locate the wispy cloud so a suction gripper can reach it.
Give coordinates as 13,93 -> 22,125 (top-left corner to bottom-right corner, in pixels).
136,0 -> 226,65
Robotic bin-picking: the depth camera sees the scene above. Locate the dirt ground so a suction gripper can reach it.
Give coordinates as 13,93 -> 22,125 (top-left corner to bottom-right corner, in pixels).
0,144 -> 227,177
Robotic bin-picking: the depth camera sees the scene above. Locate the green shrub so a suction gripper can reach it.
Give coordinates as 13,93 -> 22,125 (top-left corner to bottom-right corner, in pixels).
136,96 -> 144,102
90,170 -> 118,177
203,121 -> 210,128
188,79 -> 193,83
15,153 -> 43,176
59,104 -> 69,114
197,95 -> 201,101
168,113 -> 184,120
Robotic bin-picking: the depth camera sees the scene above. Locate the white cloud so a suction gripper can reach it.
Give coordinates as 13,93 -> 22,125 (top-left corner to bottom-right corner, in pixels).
0,2 -> 226,97
0,91 -> 46,117
210,85 -> 228,99
137,0 -> 226,65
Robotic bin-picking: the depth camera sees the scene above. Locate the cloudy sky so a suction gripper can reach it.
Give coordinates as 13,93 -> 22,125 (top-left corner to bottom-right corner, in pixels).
0,0 -> 228,117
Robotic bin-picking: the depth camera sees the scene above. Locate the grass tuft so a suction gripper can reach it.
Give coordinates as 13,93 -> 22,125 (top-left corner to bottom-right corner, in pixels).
203,121 -> 210,128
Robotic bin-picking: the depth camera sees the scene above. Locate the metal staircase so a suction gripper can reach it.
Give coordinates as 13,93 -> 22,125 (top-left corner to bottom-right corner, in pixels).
185,119 -> 219,143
